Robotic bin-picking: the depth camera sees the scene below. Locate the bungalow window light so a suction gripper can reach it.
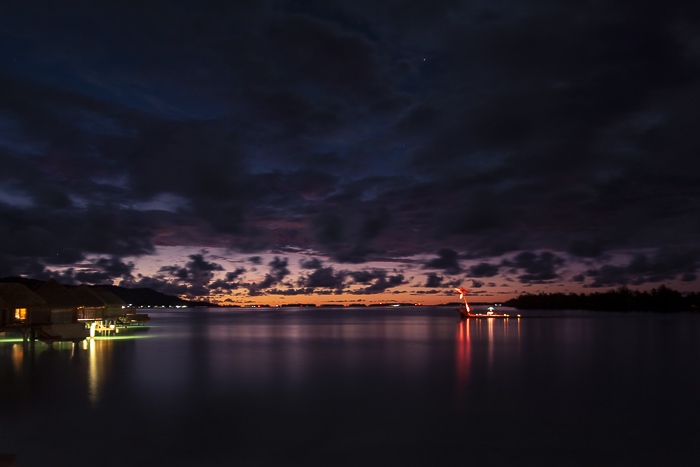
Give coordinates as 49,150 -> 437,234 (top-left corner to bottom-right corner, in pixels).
14,308 -> 27,321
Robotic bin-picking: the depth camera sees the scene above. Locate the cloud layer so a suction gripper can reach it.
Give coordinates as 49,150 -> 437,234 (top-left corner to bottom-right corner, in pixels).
1,1 -> 699,301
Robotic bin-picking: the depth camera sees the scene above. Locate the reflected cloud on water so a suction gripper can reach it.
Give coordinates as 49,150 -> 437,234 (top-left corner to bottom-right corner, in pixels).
166,312 -> 448,396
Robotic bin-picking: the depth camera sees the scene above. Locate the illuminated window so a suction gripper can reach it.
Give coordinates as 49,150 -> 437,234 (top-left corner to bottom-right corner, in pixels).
14,308 -> 27,321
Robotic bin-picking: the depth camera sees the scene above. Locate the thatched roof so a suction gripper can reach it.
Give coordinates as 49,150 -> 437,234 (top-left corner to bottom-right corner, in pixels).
71,285 -> 105,307
0,283 -> 48,308
89,287 -> 126,306
35,279 -> 81,309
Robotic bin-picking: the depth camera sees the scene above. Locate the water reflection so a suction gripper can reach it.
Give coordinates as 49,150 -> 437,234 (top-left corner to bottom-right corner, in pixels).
0,330 -> 148,410
3,311 -> 700,467
455,319 -> 471,408
82,338 -> 117,407
182,310 -> 445,391
11,343 -> 24,375
454,317 -> 522,408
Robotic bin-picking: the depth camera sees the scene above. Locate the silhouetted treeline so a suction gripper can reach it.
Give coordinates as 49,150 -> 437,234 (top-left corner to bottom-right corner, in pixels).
505,285 -> 700,312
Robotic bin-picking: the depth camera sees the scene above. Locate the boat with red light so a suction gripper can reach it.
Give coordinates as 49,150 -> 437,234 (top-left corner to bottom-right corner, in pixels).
454,287 -> 520,319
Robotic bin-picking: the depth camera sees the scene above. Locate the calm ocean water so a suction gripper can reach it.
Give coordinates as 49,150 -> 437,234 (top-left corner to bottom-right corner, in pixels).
1,306 -> 700,466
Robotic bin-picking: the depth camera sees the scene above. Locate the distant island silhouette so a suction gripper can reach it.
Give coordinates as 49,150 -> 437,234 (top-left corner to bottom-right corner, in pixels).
505,285 -> 700,312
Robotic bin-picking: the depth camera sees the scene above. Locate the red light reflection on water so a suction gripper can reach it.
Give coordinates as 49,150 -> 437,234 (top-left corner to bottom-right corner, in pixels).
454,316 -> 521,409
455,319 -> 471,409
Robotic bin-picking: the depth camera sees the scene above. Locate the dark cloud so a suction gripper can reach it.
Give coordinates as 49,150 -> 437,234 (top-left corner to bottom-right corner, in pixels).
311,206 -> 391,263
424,249 -> 462,275
568,240 -> 606,259
245,256 -> 291,295
85,256 -> 134,281
504,251 -> 565,284
265,15 -> 385,98
123,275 -> 192,298
0,201 -> 154,277
348,270 -> 381,284
300,258 -> 323,269
265,287 -> 315,296
225,268 -> 247,281
298,266 -> 346,292
209,268 -> 247,292
12,255 -> 133,286
424,273 -> 443,288
268,257 -> 291,279
1,1 -> 699,299
585,249 -> 699,288
350,272 -> 407,294
150,253 -> 225,297
468,262 -> 499,278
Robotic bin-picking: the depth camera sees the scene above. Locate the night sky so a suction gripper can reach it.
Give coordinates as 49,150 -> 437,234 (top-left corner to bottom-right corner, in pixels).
2,1 -> 699,305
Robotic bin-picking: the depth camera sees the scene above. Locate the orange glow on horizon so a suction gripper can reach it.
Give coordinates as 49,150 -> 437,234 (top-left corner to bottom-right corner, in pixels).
179,286 -> 523,307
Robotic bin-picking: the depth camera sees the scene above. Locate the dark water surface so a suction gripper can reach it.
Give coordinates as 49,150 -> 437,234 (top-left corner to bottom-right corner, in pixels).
2,307 -> 700,466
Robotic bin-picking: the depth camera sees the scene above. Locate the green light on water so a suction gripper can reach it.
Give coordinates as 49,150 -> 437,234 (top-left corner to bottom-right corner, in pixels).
1,331 -> 154,344
92,334 -> 153,340
0,337 -> 25,343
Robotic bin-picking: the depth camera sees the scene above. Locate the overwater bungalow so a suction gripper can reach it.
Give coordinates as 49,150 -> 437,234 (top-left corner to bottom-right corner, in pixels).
79,285 -> 141,329
70,285 -> 149,331
0,283 -> 51,329
71,285 -> 107,321
87,286 -> 130,319
0,282 -> 91,342
1,280 -> 149,341
34,279 -> 79,324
